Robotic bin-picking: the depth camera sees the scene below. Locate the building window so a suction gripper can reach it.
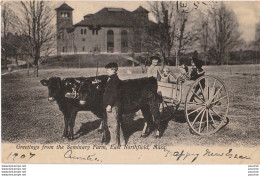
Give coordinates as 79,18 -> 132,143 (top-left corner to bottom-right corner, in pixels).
134,30 -> 142,53
82,38 -> 85,41
82,46 -> 85,51
121,30 -> 128,53
62,47 -> 65,52
107,30 -> 114,53
61,12 -> 70,18
96,30 -> 98,35
84,29 -> 86,34
81,29 -> 83,34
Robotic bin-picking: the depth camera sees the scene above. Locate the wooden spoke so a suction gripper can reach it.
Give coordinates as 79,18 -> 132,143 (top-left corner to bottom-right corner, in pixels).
206,109 -> 209,133
198,110 -> 206,133
199,81 -> 206,101
209,85 -> 223,103
187,102 -> 205,106
188,106 -> 204,116
209,122 -> 216,129
210,108 -> 224,120
210,95 -> 227,105
191,107 -> 206,126
208,110 -> 217,127
191,90 -> 205,103
209,79 -> 216,101
206,78 -> 209,100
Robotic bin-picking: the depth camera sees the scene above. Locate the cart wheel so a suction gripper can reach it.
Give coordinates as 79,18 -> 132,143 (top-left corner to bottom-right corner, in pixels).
185,75 -> 229,135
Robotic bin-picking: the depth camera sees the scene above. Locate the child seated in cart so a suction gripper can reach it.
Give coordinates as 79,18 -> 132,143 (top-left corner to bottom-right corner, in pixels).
177,64 -> 189,83
159,67 -> 177,83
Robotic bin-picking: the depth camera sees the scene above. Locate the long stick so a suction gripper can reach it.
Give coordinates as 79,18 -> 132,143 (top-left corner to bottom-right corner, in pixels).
96,61 -> 99,78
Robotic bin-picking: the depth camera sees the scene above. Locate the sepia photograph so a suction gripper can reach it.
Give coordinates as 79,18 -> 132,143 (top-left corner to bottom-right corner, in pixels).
1,0 -> 260,164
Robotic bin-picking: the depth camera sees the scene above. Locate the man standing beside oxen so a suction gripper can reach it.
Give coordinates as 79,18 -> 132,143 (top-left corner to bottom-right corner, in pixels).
103,62 -> 125,146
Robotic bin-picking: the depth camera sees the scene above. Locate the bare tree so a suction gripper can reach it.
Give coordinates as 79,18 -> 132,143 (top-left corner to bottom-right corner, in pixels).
147,1 -> 199,66
197,11 -> 210,64
208,2 -> 242,65
146,1 -> 176,65
16,0 -> 55,77
1,2 -> 17,69
174,10 -> 199,65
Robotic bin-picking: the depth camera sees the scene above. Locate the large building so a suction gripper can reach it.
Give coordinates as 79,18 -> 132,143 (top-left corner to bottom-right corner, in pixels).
55,3 -> 154,55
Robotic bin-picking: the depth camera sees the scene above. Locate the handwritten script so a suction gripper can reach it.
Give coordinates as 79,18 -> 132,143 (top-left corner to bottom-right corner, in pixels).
164,148 -> 251,163
64,150 -> 102,162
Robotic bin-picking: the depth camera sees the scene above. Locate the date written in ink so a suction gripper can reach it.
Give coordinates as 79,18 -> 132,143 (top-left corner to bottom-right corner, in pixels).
7,152 -> 36,161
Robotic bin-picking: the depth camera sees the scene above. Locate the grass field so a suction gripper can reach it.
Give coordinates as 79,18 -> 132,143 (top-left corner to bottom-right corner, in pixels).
40,54 -> 135,69
1,64 -> 260,146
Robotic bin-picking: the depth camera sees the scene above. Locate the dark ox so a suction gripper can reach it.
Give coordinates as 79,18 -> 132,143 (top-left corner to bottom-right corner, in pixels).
40,75 -> 108,140
78,76 -> 161,145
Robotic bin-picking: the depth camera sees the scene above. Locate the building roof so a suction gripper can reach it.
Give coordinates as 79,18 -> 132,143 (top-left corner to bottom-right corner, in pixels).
55,3 -> 74,11
75,7 -> 151,28
133,6 -> 149,13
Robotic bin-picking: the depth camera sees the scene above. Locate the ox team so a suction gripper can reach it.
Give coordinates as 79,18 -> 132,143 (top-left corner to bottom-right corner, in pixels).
41,53 -> 205,147
41,59 -> 161,147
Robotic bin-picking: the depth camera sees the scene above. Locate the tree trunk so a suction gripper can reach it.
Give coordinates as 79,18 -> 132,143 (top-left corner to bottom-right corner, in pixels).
34,51 -> 40,77
15,55 -> 19,68
27,59 -> 30,77
2,50 -> 8,70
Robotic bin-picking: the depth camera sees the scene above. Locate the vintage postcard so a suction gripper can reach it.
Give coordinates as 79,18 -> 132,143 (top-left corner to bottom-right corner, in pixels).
1,1 -> 260,164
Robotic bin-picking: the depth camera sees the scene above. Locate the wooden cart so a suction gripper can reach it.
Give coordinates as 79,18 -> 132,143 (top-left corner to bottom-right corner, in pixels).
158,75 -> 229,136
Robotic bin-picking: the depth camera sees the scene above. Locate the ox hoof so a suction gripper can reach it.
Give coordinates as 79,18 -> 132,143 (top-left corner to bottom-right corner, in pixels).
155,131 -> 161,138
141,133 -> 148,138
101,135 -> 109,144
62,134 -> 69,139
62,136 -> 67,140
97,128 -> 103,133
155,135 -> 161,139
68,136 -> 74,141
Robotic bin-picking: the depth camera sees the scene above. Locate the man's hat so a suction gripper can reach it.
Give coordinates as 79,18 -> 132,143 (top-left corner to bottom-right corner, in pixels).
149,56 -> 161,63
105,62 -> 118,70
192,57 -> 203,69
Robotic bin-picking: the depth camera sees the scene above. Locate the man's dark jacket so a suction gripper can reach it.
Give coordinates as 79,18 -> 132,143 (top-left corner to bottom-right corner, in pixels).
103,74 -> 121,108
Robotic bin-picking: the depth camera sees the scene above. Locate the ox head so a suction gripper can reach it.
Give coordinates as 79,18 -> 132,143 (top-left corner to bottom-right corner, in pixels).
78,79 -> 102,105
40,77 -> 62,102
63,78 -> 81,93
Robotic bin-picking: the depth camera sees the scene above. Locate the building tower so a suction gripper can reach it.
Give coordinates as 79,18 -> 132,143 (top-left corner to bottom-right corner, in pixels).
55,3 -> 74,55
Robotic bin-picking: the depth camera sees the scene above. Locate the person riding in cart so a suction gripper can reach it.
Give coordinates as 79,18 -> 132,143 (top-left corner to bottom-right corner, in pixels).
147,56 -> 162,78
190,50 -> 205,102
177,64 -> 189,83
190,50 -> 205,80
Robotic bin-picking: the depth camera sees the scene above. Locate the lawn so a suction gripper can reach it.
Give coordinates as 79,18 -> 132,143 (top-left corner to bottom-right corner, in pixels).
1,64 -> 260,146
40,54 -> 135,68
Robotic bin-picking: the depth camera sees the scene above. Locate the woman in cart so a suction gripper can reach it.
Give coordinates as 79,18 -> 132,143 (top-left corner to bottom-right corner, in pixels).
190,50 -> 205,80
189,50 -> 205,102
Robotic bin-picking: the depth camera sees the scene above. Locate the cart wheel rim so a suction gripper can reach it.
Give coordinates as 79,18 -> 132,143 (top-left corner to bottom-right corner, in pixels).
185,75 -> 229,135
